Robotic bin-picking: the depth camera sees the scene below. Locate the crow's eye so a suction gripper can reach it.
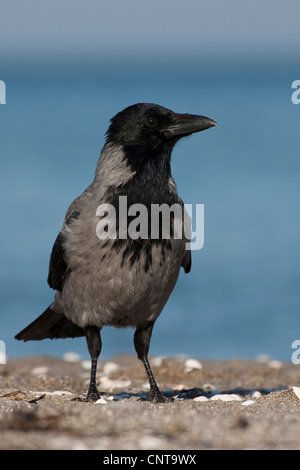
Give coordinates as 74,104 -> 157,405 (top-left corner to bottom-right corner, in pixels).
146,117 -> 158,128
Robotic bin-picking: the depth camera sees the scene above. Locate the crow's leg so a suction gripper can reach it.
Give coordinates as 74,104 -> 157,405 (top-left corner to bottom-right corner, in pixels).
85,325 -> 102,402
134,322 -> 165,403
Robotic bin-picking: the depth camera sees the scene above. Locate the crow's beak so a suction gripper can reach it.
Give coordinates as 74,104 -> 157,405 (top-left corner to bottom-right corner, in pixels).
161,113 -> 217,139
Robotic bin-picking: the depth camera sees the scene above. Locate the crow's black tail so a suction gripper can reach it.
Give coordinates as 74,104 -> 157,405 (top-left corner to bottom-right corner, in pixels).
15,306 -> 85,341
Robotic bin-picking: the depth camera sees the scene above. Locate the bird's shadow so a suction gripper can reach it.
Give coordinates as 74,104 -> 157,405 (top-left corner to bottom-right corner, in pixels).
100,385 -> 288,402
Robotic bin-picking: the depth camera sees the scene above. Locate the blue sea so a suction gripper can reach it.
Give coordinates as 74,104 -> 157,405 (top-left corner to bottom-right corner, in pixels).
1,57 -> 299,362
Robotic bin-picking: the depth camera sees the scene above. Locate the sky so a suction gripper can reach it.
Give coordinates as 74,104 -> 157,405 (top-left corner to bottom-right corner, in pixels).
1,0 -> 299,62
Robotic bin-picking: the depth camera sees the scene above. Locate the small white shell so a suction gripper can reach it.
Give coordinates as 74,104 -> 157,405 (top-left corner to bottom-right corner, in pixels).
268,359 -> 282,369
95,398 -> 107,405
63,352 -> 81,362
50,390 -> 74,396
80,360 -> 91,370
292,386 -> 300,400
31,366 -> 49,375
99,377 -> 131,390
151,356 -> 165,367
241,400 -> 255,406
184,358 -> 203,373
95,398 -> 108,405
103,361 -> 120,374
193,396 -> 208,402
210,394 -> 241,401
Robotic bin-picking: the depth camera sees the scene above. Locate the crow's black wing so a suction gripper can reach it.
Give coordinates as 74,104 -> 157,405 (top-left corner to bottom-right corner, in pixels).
181,204 -> 192,273
47,211 -> 80,291
47,232 -> 68,291
181,249 -> 191,273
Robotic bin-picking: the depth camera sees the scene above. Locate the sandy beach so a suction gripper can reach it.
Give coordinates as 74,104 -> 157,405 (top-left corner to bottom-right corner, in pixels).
1,354 -> 300,450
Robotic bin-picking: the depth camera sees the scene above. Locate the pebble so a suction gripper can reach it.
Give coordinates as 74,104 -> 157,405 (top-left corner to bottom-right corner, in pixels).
210,394 -> 242,402
251,390 -> 262,398
292,386 -> 300,400
63,352 -> 81,362
184,358 -> 203,373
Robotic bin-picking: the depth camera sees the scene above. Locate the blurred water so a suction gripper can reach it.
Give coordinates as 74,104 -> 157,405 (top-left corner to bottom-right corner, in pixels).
1,58 -> 299,361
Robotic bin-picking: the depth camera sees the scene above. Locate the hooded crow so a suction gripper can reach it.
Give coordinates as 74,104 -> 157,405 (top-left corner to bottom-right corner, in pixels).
15,103 -> 216,402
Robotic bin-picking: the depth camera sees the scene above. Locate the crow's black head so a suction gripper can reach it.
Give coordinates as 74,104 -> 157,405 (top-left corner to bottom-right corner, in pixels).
106,103 -> 217,150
